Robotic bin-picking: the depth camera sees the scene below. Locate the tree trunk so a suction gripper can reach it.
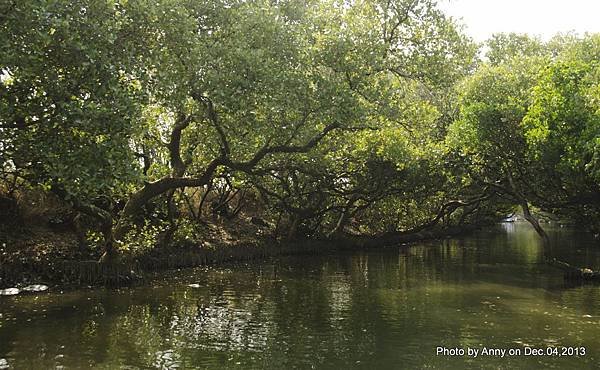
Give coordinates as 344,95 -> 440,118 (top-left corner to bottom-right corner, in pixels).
159,189 -> 179,248
521,201 -> 549,243
105,119 -> 340,257
99,221 -> 117,263
327,197 -> 356,238
549,258 -> 599,280
287,215 -> 299,240
505,170 -> 549,243
112,159 -> 221,245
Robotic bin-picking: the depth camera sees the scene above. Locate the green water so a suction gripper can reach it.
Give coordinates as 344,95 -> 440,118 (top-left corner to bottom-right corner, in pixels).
1,223 -> 599,369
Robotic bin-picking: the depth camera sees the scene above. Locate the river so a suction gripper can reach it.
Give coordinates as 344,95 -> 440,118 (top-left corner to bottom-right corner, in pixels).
1,222 -> 599,369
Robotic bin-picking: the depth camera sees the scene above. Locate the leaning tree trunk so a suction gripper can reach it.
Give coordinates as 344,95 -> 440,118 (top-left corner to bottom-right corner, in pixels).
327,197 -> 357,239
505,170 -> 549,243
99,222 -> 118,263
158,189 -> 179,248
549,258 -> 600,281
49,184 -> 119,263
286,215 -> 300,240
520,201 -> 549,243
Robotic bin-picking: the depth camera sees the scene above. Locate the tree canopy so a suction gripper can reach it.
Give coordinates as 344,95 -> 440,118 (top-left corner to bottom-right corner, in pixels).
1,1 -> 598,259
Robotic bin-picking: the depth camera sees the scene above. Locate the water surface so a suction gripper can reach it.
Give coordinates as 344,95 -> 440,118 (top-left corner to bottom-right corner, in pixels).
1,223 -> 599,369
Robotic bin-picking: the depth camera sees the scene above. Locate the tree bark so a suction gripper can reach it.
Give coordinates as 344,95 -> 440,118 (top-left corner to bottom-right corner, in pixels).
112,158 -> 221,243
108,112 -> 341,256
521,201 -> 549,242
505,170 -> 549,243
286,215 -> 299,241
327,196 -> 357,238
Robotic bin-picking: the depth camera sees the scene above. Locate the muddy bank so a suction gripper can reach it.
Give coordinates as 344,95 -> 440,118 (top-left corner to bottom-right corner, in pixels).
0,225 -> 479,289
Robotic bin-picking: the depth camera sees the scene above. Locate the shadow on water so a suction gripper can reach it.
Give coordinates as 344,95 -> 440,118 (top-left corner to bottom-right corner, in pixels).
0,222 -> 599,369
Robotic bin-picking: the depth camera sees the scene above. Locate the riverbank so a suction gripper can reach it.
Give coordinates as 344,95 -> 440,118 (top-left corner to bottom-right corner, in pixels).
0,221 -> 480,289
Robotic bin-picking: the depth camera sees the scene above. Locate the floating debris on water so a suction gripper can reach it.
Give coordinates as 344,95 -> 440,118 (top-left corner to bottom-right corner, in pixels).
0,288 -> 20,296
22,284 -> 49,293
187,284 -> 201,288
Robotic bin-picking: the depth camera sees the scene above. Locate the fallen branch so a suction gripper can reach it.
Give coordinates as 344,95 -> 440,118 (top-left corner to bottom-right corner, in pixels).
549,258 -> 600,281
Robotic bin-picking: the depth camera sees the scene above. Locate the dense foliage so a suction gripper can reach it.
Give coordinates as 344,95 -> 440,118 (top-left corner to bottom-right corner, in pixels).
1,0 -> 598,259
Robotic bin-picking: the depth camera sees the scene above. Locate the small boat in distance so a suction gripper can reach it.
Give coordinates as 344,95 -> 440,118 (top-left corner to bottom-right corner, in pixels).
501,214 -> 518,223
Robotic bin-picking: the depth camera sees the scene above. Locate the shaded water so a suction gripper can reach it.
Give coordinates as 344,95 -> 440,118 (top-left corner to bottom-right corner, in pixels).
1,223 -> 599,369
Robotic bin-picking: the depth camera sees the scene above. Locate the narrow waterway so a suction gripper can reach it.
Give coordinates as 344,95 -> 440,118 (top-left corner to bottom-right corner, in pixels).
1,222 -> 599,369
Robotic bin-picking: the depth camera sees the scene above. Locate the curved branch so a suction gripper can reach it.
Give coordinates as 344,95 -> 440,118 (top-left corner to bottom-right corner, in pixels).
225,122 -> 341,172
168,113 -> 193,177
